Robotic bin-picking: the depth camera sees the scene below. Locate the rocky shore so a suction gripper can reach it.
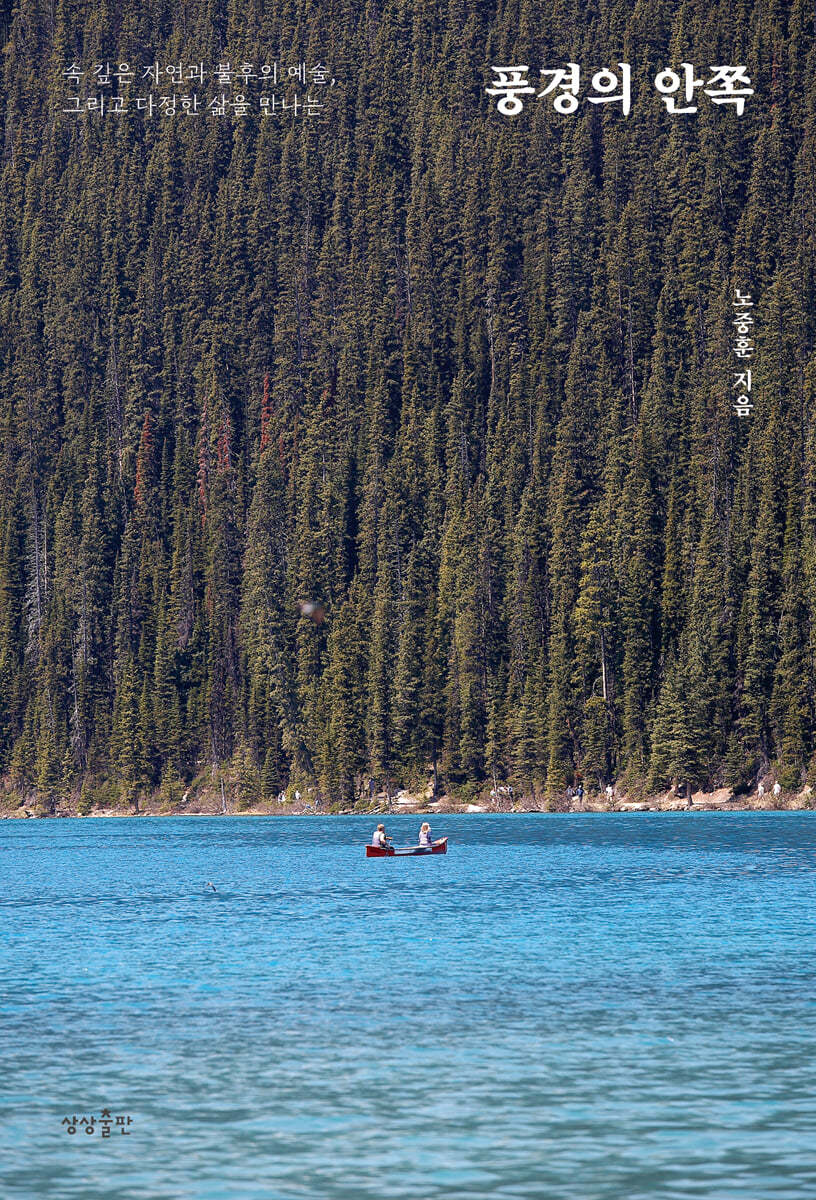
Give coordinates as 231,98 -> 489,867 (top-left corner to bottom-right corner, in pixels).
2,783 -> 814,818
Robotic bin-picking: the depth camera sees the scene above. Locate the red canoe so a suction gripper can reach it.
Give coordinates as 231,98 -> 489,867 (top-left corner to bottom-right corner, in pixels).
366,837 -> 448,858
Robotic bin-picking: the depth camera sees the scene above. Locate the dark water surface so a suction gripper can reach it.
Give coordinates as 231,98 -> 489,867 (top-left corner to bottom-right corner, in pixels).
1,812 -> 815,1199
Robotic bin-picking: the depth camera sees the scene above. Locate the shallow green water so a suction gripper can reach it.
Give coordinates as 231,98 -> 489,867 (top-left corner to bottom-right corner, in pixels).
1,812 -> 815,1199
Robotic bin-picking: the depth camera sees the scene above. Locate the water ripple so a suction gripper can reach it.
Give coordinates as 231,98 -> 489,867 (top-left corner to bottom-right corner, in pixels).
1,813 -> 815,1199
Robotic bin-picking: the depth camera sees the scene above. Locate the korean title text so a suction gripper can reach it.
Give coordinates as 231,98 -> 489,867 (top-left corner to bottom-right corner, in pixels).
486,63 -> 754,117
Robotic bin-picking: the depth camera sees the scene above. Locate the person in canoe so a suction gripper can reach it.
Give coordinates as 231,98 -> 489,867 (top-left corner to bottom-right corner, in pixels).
418,821 -> 433,848
371,823 -> 389,849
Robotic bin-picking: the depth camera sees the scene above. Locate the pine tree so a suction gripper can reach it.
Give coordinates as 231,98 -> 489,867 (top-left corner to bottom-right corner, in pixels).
0,0 -> 812,809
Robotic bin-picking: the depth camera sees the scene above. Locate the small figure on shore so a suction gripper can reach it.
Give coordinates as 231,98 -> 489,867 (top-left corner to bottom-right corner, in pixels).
576,782 -> 584,802
605,784 -> 614,801
772,781 -> 781,798
418,821 -> 432,848
757,780 -> 765,799
371,823 -> 388,848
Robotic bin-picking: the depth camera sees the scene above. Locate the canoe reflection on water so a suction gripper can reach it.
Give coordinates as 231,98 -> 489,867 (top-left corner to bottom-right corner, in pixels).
365,837 -> 448,858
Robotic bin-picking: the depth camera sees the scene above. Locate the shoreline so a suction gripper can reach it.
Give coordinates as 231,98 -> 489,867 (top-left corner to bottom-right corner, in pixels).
2,786 -> 813,819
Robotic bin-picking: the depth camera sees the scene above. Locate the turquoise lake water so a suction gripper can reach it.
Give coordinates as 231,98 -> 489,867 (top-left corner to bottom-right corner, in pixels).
1,812 -> 815,1199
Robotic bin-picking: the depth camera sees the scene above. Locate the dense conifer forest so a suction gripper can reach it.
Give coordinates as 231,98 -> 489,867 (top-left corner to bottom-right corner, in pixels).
1,0 -> 815,811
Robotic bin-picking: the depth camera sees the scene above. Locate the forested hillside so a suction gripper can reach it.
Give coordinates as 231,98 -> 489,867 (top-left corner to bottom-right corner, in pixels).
1,0 -> 815,810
